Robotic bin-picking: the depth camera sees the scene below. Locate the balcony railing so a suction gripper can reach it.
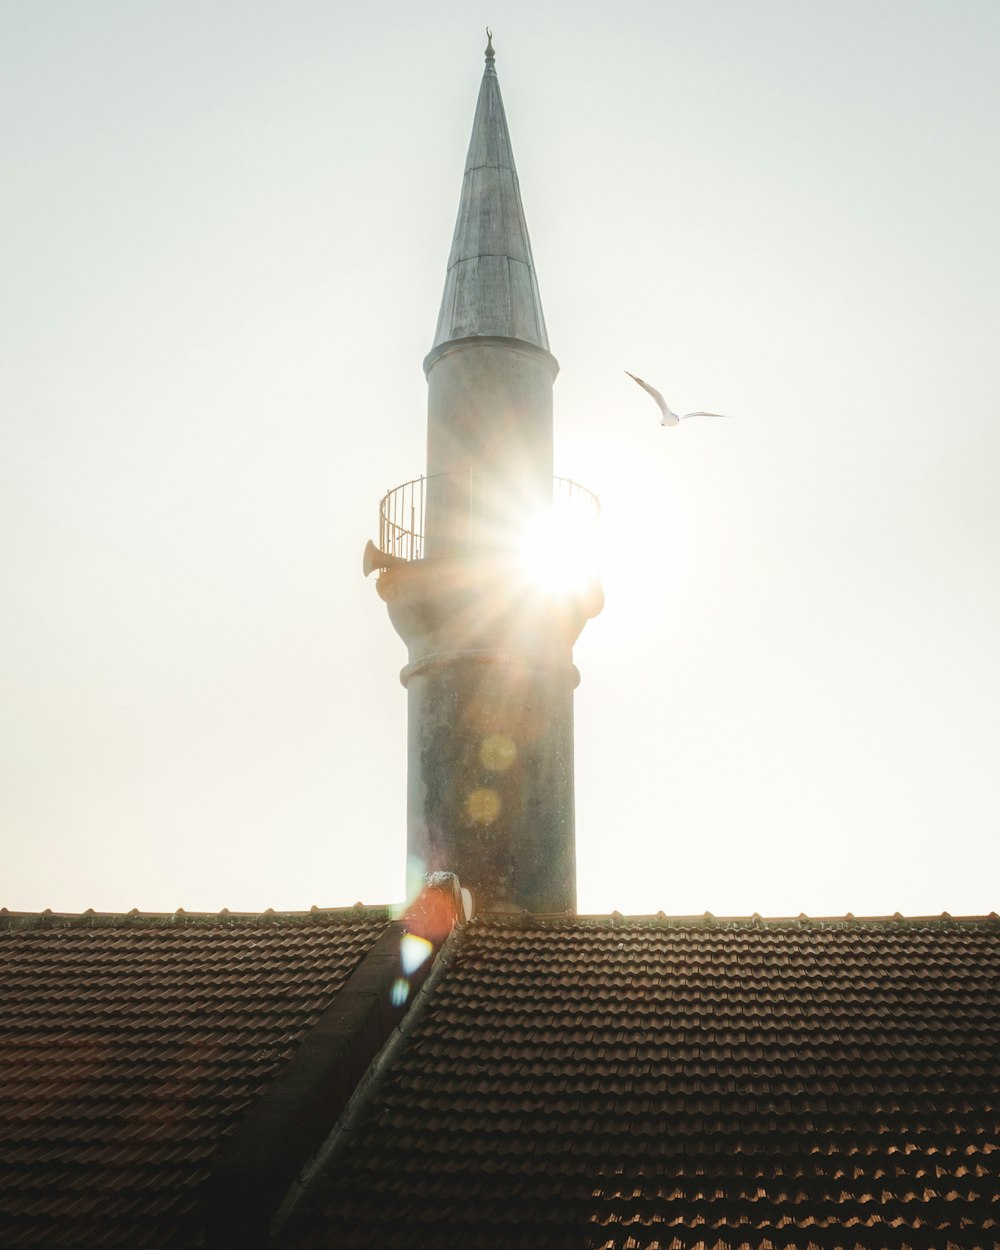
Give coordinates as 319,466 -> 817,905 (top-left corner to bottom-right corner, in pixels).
377,472 -> 600,562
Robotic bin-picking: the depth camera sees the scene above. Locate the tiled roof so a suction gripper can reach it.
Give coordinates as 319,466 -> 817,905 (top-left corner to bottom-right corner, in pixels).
282,913 -> 1000,1250
0,906 -> 392,1249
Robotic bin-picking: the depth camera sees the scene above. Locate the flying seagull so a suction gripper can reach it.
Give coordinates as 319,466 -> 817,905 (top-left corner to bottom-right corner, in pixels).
625,371 -> 732,427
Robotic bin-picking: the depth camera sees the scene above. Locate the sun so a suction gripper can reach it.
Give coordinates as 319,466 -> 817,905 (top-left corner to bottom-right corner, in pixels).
516,486 -> 601,596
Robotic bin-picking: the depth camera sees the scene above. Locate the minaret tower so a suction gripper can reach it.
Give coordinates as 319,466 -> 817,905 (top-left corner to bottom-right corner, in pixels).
365,34 -> 602,913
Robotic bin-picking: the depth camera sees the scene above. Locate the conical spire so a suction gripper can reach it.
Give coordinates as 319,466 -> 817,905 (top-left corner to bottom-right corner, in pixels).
431,33 -> 549,352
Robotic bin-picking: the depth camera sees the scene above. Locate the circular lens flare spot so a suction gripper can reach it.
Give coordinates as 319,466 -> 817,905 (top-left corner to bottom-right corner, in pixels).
400,933 -> 433,976
465,787 -> 502,825
479,734 -> 517,772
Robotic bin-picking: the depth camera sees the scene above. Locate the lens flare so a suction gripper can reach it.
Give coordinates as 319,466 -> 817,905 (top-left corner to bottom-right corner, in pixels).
400,933 -> 433,975
480,734 -> 517,772
465,786 -> 501,825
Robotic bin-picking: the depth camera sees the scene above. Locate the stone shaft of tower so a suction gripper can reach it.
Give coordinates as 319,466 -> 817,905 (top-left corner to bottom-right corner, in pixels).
371,36 -> 601,914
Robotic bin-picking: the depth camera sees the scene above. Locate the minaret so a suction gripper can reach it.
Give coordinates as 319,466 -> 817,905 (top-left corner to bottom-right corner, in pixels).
365,34 -> 602,913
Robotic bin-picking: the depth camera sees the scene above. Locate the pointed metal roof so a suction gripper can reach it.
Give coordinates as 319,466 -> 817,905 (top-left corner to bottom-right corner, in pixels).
431,33 -> 549,352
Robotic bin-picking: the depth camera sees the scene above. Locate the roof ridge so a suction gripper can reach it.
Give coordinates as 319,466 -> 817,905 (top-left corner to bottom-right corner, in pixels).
7,908 -> 996,931
0,903 -> 398,930
471,910 -> 1000,929
208,883 -> 460,1247
272,916 -> 469,1240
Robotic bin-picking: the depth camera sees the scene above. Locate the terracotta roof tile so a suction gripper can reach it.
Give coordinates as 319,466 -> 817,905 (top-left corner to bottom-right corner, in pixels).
0,907 -> 391,1249
282,914 -> 1000,1250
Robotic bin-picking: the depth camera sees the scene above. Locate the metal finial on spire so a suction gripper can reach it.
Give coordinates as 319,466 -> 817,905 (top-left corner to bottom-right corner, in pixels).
485,28 -> 495,62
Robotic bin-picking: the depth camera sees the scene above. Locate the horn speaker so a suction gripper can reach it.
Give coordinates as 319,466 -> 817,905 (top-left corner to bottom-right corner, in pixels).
363,539 -> 408,577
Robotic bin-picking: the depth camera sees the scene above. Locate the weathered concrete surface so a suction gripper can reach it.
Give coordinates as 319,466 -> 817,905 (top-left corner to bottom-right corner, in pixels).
378,554 -> 600,913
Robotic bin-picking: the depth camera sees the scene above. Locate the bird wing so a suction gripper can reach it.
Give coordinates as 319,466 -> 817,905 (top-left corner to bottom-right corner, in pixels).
625,371 -> 671,422
680,411 -> 731,420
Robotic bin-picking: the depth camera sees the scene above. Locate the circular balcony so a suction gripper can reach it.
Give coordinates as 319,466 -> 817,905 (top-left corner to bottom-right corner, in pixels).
371,471 -> 600,566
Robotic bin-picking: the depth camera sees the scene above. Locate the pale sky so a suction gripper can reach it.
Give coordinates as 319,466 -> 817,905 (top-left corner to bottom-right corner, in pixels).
3,1 -> 999,918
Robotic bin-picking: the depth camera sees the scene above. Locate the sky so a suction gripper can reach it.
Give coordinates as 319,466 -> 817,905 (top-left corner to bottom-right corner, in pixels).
3,1 -> 999,918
